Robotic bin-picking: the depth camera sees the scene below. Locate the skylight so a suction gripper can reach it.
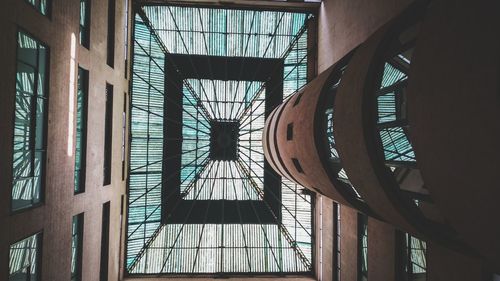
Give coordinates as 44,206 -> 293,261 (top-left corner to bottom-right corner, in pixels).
128,5 -> 313,275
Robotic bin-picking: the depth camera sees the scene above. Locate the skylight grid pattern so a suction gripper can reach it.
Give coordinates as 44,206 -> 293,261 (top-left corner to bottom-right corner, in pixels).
281,178 -> 313,260
184,161 -> 260,201
144,6 -> 308,58
127,14 -> 165,267
190,79 -> 263,121
131,224 -> 309,274
283,28 -> 308,98
128,6 -> 314,275
238,88 -> 266,193
180,86 -> 211,195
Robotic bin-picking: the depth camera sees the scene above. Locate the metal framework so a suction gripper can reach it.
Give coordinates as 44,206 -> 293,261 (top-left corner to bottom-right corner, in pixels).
127,5 -> 313,275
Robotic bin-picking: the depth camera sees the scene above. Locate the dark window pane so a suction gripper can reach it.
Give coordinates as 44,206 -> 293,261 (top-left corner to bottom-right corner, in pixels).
79,0 -> 91,48
107,0 -> 116,67
103,84 -> 113,186
100,202 -> 110,281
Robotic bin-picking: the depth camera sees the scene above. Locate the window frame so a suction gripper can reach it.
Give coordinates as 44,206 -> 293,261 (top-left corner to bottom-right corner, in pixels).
8,232 -> 43,281
11,29 -> 50,213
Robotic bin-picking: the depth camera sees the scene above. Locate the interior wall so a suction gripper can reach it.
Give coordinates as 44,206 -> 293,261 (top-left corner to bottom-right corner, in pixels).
427,243 -> 486,281
0,0 -> 130,280
317,0 -> 413,72
315,196 -> 334,281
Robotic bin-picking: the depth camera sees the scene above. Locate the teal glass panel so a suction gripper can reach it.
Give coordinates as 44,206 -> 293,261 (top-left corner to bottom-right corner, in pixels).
12,31 -> 49,211
25,0 -> 49,16
75,68 -> 88,193
79,0 -> 91,48
127,7 -> 313,274
71,214 -> 84,281
376,51 -> 415,163
9,232 -> 42,281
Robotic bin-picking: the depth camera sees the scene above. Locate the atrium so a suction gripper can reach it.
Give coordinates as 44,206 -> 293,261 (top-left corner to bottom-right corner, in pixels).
0,0 -> 499,281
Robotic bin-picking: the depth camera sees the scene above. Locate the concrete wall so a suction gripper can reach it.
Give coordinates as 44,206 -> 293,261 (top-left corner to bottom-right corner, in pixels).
315,196 -> 335,281
317,0 -> 413,72
427,243 -> 485,281
0,0 -> 130,280
339,205 -> 358,281
367,218 -> 396,281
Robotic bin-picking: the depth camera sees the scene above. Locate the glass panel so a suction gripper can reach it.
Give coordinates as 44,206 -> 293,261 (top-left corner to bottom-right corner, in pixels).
71,214 -> 84,281
358,214 -> 368,281
25,0 -> 49,16
405,234 -> 426,280
12,31 -> 48,211
75,68 -> 88,193
79,0 -> 90,47
9,232 -> 42,281
128,7 -> 313,275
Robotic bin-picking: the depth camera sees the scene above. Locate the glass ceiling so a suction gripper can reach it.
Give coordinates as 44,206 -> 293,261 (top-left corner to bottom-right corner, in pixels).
128,5 -> 312,275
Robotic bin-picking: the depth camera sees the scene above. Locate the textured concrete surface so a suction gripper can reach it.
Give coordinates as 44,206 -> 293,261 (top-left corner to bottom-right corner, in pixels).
367,218 -> 396,281
317,0 -> 412,72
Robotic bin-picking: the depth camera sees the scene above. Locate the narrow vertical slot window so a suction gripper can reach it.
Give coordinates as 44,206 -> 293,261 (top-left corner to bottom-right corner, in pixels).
334,203 -> 341,281
106,0 -> 116,67
71,213 -> 84,281
79,0 -> 91,48
9,232 -> 42,281
123,0 -> 129,77
12,31 -> 49,212
287,123 -> 293,140
100,202 -> 110,281
103,84 -> 113,186
292,157 -> 304,174
121,92 -> 126,181
25,0 -> 50,16
75,67 -> 88,194
357,213 -> 368,281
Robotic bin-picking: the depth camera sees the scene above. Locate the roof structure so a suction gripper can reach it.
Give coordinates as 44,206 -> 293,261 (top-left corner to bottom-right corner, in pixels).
127,5 -> 313,275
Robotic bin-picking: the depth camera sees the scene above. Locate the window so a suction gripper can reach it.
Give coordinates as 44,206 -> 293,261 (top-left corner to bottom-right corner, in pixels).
12,31 -> 49,212
124,0 -> 129,77
106,0 -> 116,67
405,234 -> 427,281
292,157 -> 304,173
71,213 -> 84,281
397,231 -> 427,281
334,203 -> 341,281
121,92 -> 127,180
75,67 -> 88,194
25,0 -> 50,16
100,202 -> 110,281
79,0 -> 91,48
357,214 -> 368,281
9,232 -> 42,281
287,123 -> 293,140
103,84 -> 113,186
293,91 -> 304,106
